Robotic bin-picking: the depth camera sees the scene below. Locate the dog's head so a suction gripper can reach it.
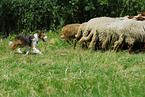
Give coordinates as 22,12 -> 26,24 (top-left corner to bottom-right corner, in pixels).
37,30 -> 48,42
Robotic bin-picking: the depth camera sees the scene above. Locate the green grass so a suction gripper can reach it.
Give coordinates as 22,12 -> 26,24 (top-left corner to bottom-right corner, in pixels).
0,32 -> 145,97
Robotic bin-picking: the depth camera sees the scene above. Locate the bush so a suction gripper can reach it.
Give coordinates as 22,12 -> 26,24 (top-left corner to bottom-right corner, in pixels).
0,0 -> 145,36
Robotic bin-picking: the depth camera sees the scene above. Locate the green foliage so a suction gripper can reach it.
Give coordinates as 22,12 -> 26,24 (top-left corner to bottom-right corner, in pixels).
0,0 -> 145,35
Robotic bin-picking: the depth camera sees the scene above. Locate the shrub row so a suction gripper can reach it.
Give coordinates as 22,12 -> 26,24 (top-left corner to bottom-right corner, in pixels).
0,0 -> 145,36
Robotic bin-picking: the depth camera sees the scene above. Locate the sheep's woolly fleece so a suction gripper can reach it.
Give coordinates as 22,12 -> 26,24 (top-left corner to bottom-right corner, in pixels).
78,17 -> 124,49
61,24 -> 81,39
103,19 -> 145,50
75,22 -> 87,40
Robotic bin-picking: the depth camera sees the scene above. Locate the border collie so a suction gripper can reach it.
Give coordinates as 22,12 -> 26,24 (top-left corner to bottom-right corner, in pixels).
9,30 -> 48,55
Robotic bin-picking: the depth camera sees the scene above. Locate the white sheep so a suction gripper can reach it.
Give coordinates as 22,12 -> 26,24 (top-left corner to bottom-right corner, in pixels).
102,19 -> 145,52
78,17 -> 123,50
73,22 -> 87,49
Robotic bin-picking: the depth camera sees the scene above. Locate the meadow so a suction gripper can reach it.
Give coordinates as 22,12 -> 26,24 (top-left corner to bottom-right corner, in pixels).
0,31 -> 145,97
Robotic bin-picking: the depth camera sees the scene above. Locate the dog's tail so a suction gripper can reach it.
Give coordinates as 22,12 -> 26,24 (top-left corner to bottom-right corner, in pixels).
9,41 -> 13,48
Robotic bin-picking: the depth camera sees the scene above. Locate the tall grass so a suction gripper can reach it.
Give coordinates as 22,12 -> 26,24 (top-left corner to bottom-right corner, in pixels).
0,31 -> 145,97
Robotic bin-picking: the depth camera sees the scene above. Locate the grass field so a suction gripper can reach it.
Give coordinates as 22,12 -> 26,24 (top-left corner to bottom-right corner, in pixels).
0,31 -> 145,97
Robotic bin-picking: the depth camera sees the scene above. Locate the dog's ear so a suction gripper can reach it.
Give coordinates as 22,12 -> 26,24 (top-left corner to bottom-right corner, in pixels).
29,35 -> 34,40
42,27 -> 46,31
37,30 -> 43,38
38,30 -> 42,34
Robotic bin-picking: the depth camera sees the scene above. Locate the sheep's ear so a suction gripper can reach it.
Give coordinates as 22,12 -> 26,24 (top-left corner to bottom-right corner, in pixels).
137,11 -> 145,16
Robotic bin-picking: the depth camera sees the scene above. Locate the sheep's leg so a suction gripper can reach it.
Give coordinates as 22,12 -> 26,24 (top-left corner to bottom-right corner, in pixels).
129,46 -> 132,53
113,36 -> 124,52
70,38 -> 73,43
82,26 -> 90,37
74,32 -> 83,49
73,39 -> 78,49
128,44 -> 133,53
93,37 -> 100,51
102,34 -> 112,51
142,40 -> 145,53
67,38 -> 74,44
66,39 -> 70,43
82,41 -> 88,49
79,30 -> 94,44
89,31 -> 98,49
75,30 -> 82,39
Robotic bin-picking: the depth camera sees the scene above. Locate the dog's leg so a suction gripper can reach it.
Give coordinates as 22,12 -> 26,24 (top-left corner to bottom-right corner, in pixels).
25,47 -> 31,55
31,41 -> 42,55
25,49 -> 31,55
18,48 -> 23,53
10,51 -> 13,55
33,48 -> 42,55
10,44 -> 18,54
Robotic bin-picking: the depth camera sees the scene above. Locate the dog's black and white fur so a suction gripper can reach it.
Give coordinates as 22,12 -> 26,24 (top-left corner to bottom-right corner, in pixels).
9,30 -> 48,55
